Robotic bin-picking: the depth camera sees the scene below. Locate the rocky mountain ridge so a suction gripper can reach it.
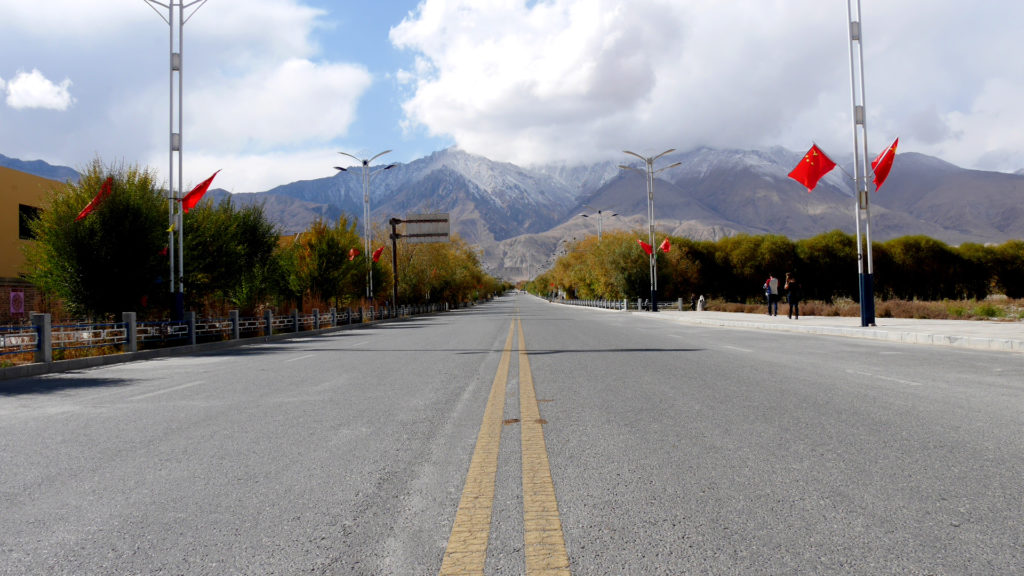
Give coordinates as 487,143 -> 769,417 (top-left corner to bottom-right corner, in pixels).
5,147 -> 1022,281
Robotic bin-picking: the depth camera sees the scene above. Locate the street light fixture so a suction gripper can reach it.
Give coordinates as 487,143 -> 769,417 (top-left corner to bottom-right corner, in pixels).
335,150 -> 396,300
620,149 -> 681,312
579,206 -> 617,241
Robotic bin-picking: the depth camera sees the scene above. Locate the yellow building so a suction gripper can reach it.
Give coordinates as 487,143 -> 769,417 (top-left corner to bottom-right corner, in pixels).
1,166 -> 60,322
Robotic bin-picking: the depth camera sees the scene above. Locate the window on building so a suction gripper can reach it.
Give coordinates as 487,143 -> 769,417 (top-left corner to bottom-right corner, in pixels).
19,204 -> 41,240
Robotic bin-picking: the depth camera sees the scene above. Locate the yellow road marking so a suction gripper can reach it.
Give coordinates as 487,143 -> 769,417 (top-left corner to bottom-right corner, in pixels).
439,321 -> 515,575
518,318 -> 571,575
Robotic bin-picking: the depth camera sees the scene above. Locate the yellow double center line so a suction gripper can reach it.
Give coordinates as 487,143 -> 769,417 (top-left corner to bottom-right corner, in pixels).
439,318 -> 570,575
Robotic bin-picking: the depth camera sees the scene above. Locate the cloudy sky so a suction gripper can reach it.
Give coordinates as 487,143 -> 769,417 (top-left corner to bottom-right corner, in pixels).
1,0 -> 1022,192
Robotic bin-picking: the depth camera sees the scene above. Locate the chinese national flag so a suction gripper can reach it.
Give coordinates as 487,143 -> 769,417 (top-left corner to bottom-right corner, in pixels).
638,240 -> 653,255
788,144 -> 836,192
181,170 -> 220,213
75,177 -> 114,221
659,238 -> 671,253
871,137 -> 898,191
372,246 -> 385,262
348,248 -> 360,261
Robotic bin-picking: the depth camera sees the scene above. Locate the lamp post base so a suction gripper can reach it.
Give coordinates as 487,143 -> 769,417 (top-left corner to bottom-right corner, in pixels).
173,291 -> 185,322
858,273 -> 875,327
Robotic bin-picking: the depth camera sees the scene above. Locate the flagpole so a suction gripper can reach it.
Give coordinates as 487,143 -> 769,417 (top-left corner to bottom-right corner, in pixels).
846,0 -> 875,326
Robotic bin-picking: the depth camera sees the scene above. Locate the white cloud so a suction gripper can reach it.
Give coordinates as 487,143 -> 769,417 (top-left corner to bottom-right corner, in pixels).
189,59 -> 372,153
145,147 -> 343,194
390,0 -> 843,165
4,69 -> 75,110
392,0 -> 1024,172
0,0 -> 375,192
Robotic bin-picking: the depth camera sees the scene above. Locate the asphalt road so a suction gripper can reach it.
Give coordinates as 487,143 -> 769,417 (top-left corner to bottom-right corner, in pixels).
1,294 -> 1021,575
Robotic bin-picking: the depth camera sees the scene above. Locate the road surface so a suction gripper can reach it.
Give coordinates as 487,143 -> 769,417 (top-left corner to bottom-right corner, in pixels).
2,294 -> 1021,574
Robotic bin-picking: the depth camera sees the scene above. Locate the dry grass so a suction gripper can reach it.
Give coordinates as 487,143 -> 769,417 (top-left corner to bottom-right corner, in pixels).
705,297 -> 1024,321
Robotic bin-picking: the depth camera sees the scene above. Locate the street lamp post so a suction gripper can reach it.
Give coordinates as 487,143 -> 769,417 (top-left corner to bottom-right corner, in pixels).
846,0 -> 876,326
579,206 -> 617,241
144,0 -> 209,320
335,150 -> 395,301
620,149 -> 680,312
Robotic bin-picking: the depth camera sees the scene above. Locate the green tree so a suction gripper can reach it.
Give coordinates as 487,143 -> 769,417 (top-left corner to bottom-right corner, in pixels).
879,236 -> 959,300
794,230 -> 859,302
281,216 -> 365,310
953,243 -> 994,300
992,240 -> 1024,298
25,160 -> 168,318
182,198 -> 280,315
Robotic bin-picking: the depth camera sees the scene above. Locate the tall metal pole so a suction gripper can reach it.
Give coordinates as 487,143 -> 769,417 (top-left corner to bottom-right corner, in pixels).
390,218 -> 400,312
847,0 -> 875,326
622,150 -> 679,312
581,206 -> 616,241
144,0 -> 208,320
337,150 -> 393,301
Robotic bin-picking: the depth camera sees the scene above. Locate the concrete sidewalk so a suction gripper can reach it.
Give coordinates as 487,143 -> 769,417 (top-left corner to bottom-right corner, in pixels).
645,310 -> 1024,354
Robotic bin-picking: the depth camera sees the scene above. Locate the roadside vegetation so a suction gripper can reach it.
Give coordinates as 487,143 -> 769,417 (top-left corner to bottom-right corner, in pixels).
526,230 -> 1024,321
21,159 -> 506,322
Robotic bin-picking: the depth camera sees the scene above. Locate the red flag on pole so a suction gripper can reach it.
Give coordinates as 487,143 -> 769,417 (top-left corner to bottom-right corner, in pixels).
871,137 -> 898,191
788,144 -> 836,192
638,240 -> 653,255
348,248 -> 360,261
659,238 -> 671,253
75,177 -> 113,221
372,246 -> 385,262
181,170 -> 220,213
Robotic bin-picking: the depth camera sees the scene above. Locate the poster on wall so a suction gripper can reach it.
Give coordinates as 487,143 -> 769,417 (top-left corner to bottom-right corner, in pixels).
10,290 -> 25,316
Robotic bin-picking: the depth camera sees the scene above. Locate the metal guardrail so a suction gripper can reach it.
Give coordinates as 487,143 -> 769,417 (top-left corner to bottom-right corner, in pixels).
138,321 -> 190,344
0,325 -> 37,358
553,298 -> 692,311
2,302 -> 459,367
52,322 -> 128,352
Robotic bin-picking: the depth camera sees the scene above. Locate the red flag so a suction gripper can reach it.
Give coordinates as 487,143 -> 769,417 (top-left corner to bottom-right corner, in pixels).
871,137 -> 898,191
159,245 -> 169,256
638,239 -> 653,255
659,238 -> 671,253
788,144 -> 836,192
75,177 -> 114,221
372,246 -> 385,263
181,170 -> 220,213
348,248 -> 360,261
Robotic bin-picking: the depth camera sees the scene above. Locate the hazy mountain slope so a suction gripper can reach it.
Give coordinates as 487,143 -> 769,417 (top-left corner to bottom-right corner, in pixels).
0,153 -> 80,183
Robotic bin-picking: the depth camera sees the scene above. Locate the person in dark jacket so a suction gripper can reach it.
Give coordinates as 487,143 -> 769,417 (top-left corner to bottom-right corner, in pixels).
785,272 -> 801,319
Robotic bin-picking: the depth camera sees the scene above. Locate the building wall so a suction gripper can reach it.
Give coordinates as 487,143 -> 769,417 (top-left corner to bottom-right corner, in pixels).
0,166 -> 60,280
1,167 -> 61,323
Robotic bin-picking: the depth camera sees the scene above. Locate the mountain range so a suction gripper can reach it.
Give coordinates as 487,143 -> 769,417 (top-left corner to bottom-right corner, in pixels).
4,148 -> 1023,281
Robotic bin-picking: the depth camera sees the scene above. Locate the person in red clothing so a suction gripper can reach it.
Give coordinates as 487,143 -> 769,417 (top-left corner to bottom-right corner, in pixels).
763,274 -> 779,316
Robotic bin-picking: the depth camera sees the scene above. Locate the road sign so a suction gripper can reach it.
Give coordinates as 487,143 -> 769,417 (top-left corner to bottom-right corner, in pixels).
401,213 -> 450,244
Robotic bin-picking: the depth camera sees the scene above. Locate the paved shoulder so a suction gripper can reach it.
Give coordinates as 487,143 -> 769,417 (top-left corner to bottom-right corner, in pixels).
647,310 -> 1024,353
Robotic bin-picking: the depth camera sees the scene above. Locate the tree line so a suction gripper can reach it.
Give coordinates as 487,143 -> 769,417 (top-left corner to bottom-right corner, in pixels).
24,160 -> 505,319
527,229 -> 1024,303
